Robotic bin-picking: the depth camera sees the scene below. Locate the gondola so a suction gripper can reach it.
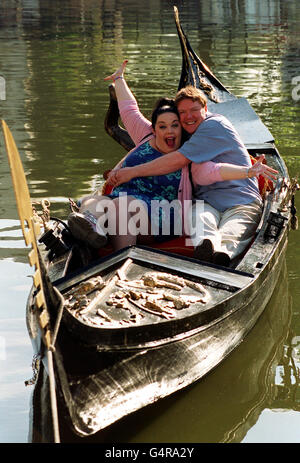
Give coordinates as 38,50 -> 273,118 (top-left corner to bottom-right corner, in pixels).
2,7 -> 298,443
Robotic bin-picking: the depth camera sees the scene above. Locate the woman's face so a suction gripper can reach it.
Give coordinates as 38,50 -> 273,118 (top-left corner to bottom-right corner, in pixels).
153,112 -> 182,153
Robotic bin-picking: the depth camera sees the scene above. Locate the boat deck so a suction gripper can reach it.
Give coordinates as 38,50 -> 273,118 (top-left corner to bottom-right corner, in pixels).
51,246 -> 255,350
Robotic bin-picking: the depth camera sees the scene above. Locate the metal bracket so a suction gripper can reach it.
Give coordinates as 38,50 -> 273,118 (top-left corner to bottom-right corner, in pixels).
264,211 -> 288,242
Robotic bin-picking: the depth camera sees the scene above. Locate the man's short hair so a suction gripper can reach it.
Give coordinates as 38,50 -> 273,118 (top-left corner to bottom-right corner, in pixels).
175,85 -> 207,107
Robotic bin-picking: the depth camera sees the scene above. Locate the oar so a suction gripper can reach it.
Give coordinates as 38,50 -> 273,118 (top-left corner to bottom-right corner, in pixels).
1,120 -> 61,443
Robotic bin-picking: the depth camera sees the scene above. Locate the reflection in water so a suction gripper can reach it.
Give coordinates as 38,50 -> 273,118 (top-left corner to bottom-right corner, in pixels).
0,0 -> 300,443
274,331 -> 300,412
57,262 -> 291,443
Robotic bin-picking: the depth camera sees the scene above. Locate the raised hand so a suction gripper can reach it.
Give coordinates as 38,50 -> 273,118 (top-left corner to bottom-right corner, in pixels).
104,60 -> 128,82
249,154 -> 278,181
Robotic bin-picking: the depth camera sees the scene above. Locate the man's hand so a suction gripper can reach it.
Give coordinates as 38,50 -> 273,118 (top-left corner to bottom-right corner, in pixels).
107,167 -> 134,187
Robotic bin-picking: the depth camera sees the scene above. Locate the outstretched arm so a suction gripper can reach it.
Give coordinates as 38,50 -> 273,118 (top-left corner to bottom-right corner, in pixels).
218,156 -> 278,181
108,153 -> 277,188
104,60 -> 152,146
107,151 -> 190,186
192,155 -> 278,185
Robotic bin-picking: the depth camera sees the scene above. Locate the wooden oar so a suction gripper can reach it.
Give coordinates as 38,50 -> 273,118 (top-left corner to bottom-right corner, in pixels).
1,120 -> 61,443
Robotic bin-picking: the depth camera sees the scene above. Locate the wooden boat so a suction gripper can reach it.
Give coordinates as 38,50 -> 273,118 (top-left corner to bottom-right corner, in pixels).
2,7 -> 298,443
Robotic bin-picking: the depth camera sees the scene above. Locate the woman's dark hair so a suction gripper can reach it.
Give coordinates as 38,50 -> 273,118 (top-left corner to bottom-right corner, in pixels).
151,98 -> 179,127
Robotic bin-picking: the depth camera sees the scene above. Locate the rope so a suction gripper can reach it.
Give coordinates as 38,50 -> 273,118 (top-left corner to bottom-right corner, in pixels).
38,226 -> 65,442
47,286 -> 65,443
47,350 -> 60,443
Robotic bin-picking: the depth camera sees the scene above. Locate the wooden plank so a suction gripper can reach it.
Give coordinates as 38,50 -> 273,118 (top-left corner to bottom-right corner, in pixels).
130,247 -> 254,289
56,246 -> 254,294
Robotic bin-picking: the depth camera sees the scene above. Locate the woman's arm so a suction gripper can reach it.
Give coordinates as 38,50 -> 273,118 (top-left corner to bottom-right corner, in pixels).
104,60 -> 135,102
108,154 -> 277,188
104,61 -> 152,146
219,156 -> 278,181
192,156 -> 278,186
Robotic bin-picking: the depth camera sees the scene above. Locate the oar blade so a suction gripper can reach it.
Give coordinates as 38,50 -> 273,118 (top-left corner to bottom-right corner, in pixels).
1,120 -> 35,238
1,120 -> 53,347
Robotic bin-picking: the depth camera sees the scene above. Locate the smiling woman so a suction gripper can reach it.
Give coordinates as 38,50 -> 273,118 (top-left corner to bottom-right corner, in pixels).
150,108 -> 181,152
67,61 -> 189,251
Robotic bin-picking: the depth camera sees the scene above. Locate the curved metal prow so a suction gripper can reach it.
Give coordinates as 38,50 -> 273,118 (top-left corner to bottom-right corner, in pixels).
104,7 -> 234,149
173,6 -> 232,101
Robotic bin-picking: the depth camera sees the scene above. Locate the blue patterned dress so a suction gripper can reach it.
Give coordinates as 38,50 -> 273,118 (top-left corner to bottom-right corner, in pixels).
108,141 -> 182,240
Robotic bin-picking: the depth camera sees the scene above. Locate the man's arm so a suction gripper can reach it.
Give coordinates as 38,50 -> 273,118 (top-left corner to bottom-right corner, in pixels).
107,151 -> 189,186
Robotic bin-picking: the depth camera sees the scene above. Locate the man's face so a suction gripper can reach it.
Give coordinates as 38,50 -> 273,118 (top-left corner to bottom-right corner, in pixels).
177,99 -> 207,134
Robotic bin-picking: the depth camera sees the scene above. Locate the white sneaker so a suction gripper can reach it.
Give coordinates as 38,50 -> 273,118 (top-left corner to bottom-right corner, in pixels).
68,211 -> 107,249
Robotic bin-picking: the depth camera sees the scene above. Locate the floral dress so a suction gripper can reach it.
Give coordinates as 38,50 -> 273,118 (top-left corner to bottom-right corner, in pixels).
108,141 -> 182,240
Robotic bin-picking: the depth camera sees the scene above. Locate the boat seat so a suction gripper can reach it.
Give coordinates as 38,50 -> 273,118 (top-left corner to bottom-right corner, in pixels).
250,155 -> 274,199
98,236 -> 194,259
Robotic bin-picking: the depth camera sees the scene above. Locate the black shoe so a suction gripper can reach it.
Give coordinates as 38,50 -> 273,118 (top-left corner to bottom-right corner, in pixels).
213,251 -> 231,267
194,239 -> 214,262
68,212 -> 107,249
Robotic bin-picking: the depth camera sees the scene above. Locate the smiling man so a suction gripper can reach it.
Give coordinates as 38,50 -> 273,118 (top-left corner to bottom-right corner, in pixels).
107,84 -> 272,266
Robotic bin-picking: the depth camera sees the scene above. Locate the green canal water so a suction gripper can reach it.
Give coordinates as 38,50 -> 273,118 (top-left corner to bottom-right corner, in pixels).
0,0 -> 299,443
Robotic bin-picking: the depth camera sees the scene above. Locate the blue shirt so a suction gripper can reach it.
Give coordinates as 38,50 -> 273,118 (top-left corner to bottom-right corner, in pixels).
178,112 -> 262,212
108,141 -> 182,239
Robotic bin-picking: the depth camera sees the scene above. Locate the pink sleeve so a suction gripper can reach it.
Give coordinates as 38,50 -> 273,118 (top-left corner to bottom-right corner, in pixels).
118,100 -> 153,146
191,161 -> 223,186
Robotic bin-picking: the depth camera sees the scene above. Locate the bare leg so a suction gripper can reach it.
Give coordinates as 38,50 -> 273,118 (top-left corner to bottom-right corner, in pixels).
79,194 -> 108,216
78,194 -> 153,251
109,196 -> 153,251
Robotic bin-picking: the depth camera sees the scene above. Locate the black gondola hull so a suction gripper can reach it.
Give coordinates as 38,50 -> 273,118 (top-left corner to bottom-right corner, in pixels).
28,227 -> 288,440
